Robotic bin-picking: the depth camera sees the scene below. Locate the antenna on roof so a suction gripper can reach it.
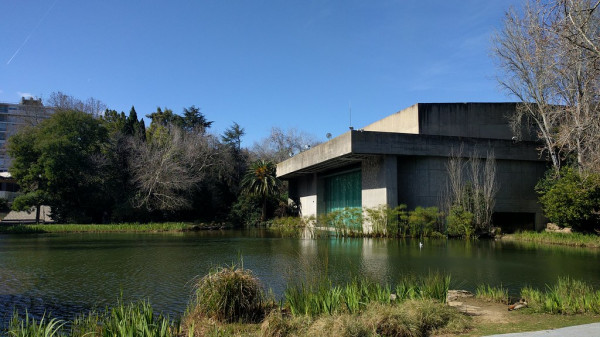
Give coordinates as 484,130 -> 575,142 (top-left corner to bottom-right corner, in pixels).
349,101 -> 353,130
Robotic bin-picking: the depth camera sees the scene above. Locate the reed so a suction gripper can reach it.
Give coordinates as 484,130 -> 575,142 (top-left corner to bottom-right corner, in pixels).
521,277 -> 600,314
476,284 -> 509,304
284,272 -> 450,317
8,312 -> 66,337
503,231 -> 600,248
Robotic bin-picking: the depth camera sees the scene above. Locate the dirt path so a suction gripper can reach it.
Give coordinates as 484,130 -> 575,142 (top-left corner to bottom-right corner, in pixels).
447,290 -> 512,324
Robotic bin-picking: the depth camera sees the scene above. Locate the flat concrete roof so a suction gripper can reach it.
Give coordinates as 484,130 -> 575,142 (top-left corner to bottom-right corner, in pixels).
277,130 -> 545,179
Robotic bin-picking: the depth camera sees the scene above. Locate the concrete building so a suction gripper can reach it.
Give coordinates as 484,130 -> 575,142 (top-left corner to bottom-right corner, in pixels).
0,97 -> 54,172
276,103 -> 549,232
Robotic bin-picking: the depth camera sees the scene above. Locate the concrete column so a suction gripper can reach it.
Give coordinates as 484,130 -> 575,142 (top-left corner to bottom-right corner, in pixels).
298,173 -> 318,218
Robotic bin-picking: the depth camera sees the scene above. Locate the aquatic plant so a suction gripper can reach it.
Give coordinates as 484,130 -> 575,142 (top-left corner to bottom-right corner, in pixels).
522,277 -> 600,314
475,284 -> 509,304
503,231 -> 600,248
284,272 -> 450,317
8,312 -> 66,337
191,263 -> 266,323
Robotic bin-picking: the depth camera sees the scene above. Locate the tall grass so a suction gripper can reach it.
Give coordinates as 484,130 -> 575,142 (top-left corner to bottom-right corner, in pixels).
8,300 -> 175,337
503,231 -> 600,248
284,272 -> 450,317
0,222 -> 195,234
8,312 -> 66,337
475,284 -> 509,304
522,277 -> 600,314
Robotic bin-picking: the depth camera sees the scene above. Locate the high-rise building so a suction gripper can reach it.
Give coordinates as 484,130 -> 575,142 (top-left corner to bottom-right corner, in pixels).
0,97 -> 54,172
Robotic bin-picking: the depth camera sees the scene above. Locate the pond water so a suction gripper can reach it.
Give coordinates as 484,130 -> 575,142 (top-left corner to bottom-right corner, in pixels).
1,229 -> 599,326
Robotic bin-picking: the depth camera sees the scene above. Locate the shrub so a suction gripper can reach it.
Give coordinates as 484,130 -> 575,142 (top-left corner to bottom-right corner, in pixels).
191,264 -> 265,323
446,206 -> 474,238
364,204 -> 408,237
408,207 -> 441,237
536,166 -> 600,232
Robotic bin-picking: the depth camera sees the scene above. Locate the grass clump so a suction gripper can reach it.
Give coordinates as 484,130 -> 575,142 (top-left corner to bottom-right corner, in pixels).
190,264 -> 266,323
476,284 -> 509,304
522,277 -> 600,315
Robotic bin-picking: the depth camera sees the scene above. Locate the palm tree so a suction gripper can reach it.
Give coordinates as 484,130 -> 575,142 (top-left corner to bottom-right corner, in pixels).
241,160 -> 282,222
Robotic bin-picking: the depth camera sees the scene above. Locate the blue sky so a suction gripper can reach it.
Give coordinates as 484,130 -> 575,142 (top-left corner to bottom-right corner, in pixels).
1,0 -> 521,146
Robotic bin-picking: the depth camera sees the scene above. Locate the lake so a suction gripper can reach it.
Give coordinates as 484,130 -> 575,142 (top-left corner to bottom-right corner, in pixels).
1,229 -> 599,326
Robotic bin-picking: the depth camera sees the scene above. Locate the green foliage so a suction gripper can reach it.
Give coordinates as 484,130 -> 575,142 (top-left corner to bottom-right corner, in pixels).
8,312 -> 66,337
536,166 -> 600,232
476,284 -> 509,304
408,206 -> 442,238
102,299 -> 173,337
446,206 -> 475,238
503,231 -> 600,248
192,264 -> 266,323
8,110 -> 109,223
364,204 -> 408,237
241,160 -> 282,222
317,207 -> 363,236
284,272 -> 450,318
521,277 -> 600,315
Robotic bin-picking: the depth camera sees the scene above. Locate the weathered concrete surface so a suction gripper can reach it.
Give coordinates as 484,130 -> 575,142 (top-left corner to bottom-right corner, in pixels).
277,131 -> 544,179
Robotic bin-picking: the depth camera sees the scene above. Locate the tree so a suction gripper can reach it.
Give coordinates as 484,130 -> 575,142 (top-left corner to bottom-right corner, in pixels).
536,166 -> 600,232
128,125 -> 222,212
46,91 -> 107,116
494,0 -> 600,173
8,110 -> 109,222
222,122 -> 245,151
182,105 -> 213,131
240,160 -> 282,222
251,127 -> 320,163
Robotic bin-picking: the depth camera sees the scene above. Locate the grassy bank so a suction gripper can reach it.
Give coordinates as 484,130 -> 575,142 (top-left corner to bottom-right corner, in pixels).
6,267 -> 600,336
0,222 -> 229,234
502,231 -> 600,248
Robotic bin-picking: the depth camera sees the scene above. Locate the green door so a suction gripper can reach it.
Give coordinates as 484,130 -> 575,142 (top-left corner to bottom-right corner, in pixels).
324,170 -> 362,213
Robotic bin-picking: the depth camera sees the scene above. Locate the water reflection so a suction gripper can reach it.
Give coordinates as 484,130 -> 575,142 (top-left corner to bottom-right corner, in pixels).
0,231 -> 599,328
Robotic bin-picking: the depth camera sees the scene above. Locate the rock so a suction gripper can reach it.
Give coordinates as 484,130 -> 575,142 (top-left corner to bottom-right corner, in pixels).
447,290 -> 474,302
545,223 -> 572,233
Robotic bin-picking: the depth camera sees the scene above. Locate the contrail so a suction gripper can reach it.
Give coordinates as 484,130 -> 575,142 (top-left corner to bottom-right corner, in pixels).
7,0 -> 58,65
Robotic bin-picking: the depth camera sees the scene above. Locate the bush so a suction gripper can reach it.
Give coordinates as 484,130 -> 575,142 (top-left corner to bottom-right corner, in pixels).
364,204 -> 408,237
191,264 -> 266,323
408,207 -> 441,237
536,166 -> 600,232
446,206 -> 474,238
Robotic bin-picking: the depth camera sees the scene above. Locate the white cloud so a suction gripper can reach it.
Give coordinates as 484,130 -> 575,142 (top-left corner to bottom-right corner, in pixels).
17,92 -> 33,98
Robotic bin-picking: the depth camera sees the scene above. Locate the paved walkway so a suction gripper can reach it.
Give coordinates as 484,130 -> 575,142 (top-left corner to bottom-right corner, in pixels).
485,322 -> 600,336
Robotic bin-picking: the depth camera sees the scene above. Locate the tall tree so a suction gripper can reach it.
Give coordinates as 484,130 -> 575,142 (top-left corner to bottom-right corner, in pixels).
182,105 -> 213,131
494,0 -> 600,173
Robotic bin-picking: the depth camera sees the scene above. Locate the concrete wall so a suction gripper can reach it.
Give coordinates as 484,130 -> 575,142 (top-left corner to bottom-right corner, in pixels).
361,103 -> 536,142
363,104 -> 420,134
396,155 -> 546,229
290,174 -> 318,218
361,155 -> 398,210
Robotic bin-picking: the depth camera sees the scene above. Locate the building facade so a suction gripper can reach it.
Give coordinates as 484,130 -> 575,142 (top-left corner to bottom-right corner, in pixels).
0,97 -> 54,172
276,103 -> 548,232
